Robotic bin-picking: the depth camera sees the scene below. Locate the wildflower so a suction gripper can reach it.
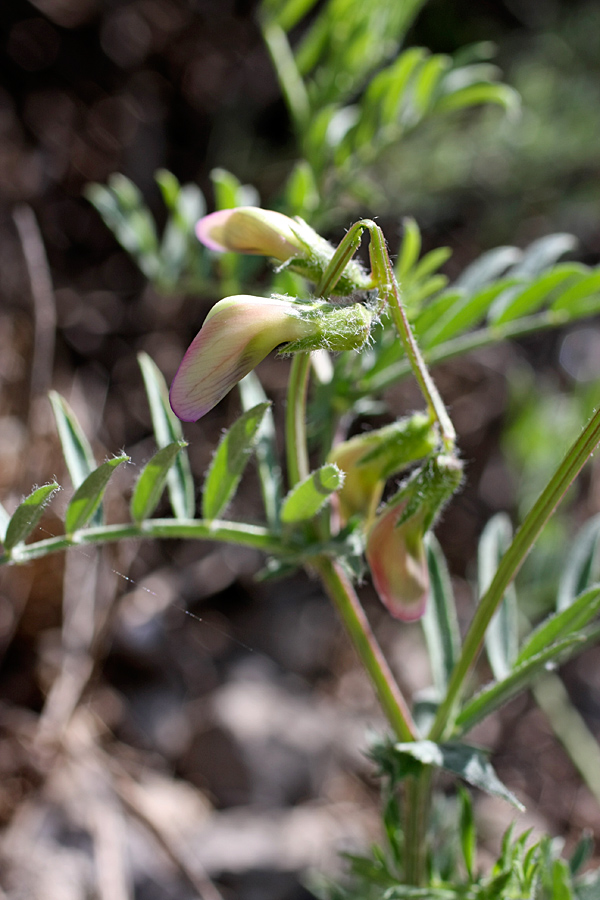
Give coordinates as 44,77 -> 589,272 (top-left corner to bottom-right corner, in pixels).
196,207 -> 308,262
170,294 -> 374,421
327,414 -> 439,524
366,454 -> 463,621
170,295 -> 316,421
366,501 -> 429,622
196,206 -> 371,294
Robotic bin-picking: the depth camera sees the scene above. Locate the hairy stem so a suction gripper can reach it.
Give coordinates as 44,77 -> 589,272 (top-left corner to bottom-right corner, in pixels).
285,352 -> 312,486
315,556 -> 417,742
1,519 -> 290,566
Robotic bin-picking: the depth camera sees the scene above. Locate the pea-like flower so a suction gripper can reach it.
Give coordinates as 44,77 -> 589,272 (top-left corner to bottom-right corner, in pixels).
327,413 -> 439,524
196,206 -> 371,293
170,294 -> 374,421
196,207 -> 308,262
170,295 -> 316,421
365,502 -> 429,622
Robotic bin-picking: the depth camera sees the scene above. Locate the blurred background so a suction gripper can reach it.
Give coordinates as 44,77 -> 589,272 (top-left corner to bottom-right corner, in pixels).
1,0 -> 600,897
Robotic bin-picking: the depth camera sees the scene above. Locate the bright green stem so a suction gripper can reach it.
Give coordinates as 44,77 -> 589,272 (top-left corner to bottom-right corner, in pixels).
429,404 -> 600,742
1,519 -> 289,566
320,219 -> 455,449
315,556 -> 417,743
285,351 -> 312,486
362,309 -> 569,394
365,222 -> 456,449
404,768 -> 432,885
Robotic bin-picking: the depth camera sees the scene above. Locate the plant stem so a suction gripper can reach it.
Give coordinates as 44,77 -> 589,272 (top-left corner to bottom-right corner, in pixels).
362,309 -> 569,394
1,519 -> 289,566
365,222 -> 456,449
314,555 -> 417,742
285,351 -> 312,486
429,404 -> 600,741
403,768 -> 432,885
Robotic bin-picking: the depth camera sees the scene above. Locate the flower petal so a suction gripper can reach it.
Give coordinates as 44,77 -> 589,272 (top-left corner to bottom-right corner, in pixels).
170,295 -> 312,421
366,503 -> 429,622
196,208 -> 304,261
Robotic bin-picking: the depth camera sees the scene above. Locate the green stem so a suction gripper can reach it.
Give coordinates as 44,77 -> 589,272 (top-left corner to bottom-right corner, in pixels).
366,223 -> 455,449
285,351 -> 312,486
314,555 -> 417,742
403,768 -> 432,885
2,519 -> 289,566
429,404 -> 600,742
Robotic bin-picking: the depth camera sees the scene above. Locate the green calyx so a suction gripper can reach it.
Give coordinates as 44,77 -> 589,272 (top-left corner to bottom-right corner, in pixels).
388,453 -> 464,533
283,298 -> 375,353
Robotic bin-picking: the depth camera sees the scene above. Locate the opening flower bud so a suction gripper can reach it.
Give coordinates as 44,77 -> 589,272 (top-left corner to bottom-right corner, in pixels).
366,501 -> 429,622
196,208 -> 307,262
170,295 -> 315,421
327,414 -> 439,524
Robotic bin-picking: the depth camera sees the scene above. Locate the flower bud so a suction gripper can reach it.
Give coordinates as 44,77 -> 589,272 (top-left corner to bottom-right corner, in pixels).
365,453 -> 463,621
196,207 -> 371,294
327,413 -> 439,524
366,501 -> 429,622
170,295 -> 316,421
196,208 -> 307,262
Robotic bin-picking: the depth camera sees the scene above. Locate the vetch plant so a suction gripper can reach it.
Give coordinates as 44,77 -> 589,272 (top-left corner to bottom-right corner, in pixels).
4,204 -> 600,896
8,0 -> 600,891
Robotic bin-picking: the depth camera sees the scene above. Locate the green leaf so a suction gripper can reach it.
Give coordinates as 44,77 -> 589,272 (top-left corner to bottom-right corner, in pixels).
492,264 -> 586,325
478,514 -> 518,680
552,269 -> 600,317
138,353 -> 195,519
3,483 -> 60,552
455,636 -> 584,735
65,455 -> 129,535
423,277 -> 522,346
49,392 -> 96,490
454,245 -> 521,294
557,515 -> 600,610
434,81 -> 519,114
516,585 -> 600,666
391,739 -> 524,810
210,167 -> 258,210
281,463 -> 344,524
513,233 -> 577,278
458,786 -> 476,881
383,889 -> 457,899
202,402 -> 271,521
238,372 -> 282,530
422,536 -> 460,694
395,217 -> 421,280
569,831 -> 593,876
284,160 -> 319,217
131,441 -> 188,525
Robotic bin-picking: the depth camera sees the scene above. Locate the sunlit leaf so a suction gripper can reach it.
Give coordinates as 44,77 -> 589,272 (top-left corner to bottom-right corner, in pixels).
422,536 -> 460,694
478,513 -> 518,680
389,739 -> 524,809
49,392 -> 96,490
455,636 -> 584,735
3,483 -> 60,552
131,441 -> 188,524
281,463 -> 344,524
138,353 -> 195,520
202,402 -> 271,520
516,585 -> 600,666
65,455 -> 129,535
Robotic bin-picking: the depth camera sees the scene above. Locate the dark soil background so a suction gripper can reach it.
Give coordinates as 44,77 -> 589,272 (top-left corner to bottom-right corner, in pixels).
1,1 -> 600,898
